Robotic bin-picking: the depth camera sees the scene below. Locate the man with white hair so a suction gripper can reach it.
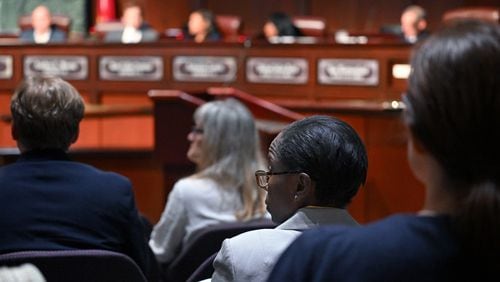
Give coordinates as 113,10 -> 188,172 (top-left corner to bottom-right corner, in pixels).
400,5 -> 429,44
19,5 -> 66,43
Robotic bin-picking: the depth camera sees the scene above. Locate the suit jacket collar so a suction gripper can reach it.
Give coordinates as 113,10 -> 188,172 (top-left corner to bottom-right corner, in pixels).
18,149 -> 70,162
277,206 -> 358,231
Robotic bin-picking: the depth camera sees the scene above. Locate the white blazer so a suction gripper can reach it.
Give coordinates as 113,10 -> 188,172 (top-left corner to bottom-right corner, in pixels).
211,207 -> 359,282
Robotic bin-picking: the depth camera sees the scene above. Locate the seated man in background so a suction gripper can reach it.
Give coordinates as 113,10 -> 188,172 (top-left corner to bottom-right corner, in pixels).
104,1 -> 158,43
210,115 -> 367,281
400,5 -> 429,44
19,5 -> 66,43
0,76 -> 158,281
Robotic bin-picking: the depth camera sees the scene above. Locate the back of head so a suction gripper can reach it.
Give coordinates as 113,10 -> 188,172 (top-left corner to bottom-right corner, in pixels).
193,98 -> 266,219
268,12 -> 302,37
404,20 -> 500,267
273,115 -> 367,207
10,76 -> 84,152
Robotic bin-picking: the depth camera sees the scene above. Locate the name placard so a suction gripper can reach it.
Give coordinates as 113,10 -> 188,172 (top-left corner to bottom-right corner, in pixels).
0,56 -> 13,79
173,56 -> 236,82
246,57 -> 308,84
318,59 -> 378,86
99,56 -> 163,81
24,56 -> 88,80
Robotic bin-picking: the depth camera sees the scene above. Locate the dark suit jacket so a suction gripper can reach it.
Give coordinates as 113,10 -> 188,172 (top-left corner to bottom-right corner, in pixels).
19,27 -> 66,43
0,149 -> 158,281
268,215 -> 474,282
401,29 -> 430,44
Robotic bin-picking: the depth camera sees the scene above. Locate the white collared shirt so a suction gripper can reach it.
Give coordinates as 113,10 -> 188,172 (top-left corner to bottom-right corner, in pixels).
34,30 -> 51,44
121,26 -> 142,44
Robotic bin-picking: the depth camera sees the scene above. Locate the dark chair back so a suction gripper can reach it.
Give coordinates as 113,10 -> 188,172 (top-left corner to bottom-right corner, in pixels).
0,249 -> 147,282
165,218 -> 276,282
292,16 -> 327,37
215,15 -> 243,40
186,252 -> 217,282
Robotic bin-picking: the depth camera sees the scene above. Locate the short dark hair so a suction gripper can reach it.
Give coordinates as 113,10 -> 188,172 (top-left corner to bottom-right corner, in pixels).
274,115 -> 367,207
268,12 -> 303,37
192,8 -> 220,36
10,76 -> 84,151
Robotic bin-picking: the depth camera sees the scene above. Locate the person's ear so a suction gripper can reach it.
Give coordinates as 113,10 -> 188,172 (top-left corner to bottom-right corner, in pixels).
293,172 -> 314,205
417,19 -> 427,31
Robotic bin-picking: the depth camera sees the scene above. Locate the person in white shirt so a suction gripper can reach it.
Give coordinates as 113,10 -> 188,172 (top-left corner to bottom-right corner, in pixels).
0,264 -> 45,282
149,99 -> 268,266
19,5 -> 66,44
104,2 -> 158,43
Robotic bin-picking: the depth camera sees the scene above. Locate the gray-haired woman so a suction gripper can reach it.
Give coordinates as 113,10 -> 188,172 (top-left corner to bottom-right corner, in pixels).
149,98 -> 268,264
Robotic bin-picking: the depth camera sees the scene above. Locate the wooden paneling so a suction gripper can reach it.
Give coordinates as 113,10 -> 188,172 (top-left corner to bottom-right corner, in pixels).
0,93 -> 14,148
0,41 -> 412,149
100,94 -> 154,148
134,0 -> 495,37
74,93 -> 101,148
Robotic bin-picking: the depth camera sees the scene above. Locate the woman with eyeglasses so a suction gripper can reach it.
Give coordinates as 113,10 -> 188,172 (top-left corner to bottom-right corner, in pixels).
149,98 -> 267,266
210,115 -> 368,282
269,20 -> 500,282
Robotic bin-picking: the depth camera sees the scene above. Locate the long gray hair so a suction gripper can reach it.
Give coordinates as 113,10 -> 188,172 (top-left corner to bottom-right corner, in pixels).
192,98 -> 267,220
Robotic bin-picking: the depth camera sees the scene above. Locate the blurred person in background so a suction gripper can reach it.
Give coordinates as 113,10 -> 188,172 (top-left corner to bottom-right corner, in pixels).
400,5 -> 429,44
104,1 -> 158,43
149,98 -> 268,266
185,8 -> 221,42
19,5 -> 66,43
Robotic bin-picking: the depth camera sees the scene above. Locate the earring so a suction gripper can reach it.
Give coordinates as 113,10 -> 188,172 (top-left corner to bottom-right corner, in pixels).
294,195 -> 298,200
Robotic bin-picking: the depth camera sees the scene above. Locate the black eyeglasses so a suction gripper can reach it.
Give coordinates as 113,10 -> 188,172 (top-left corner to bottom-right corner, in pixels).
255,169 -> 302,191
191,126 -> 204,134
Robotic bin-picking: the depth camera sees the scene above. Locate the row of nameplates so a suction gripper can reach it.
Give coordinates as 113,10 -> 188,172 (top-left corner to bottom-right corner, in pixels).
0,55 -> 394,86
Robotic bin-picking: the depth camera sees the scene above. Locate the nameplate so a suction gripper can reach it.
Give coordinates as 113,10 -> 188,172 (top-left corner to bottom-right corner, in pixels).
173,56 -> 236,82
246,57 -> 308,84
318,59 -> 379,86
24,56 -> 88,80
99,56 -> 163,81
0,56 -> 13,79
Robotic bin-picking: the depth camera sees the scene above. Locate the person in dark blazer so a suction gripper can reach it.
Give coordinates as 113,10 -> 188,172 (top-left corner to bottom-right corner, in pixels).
268,20 -> 500,282
263,12 -> 303,40
19,5 -> 66,43
184,9 -> 221,43
104,2 -> 158,43
210,115 -> 367,281
0,76 -> 158,281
